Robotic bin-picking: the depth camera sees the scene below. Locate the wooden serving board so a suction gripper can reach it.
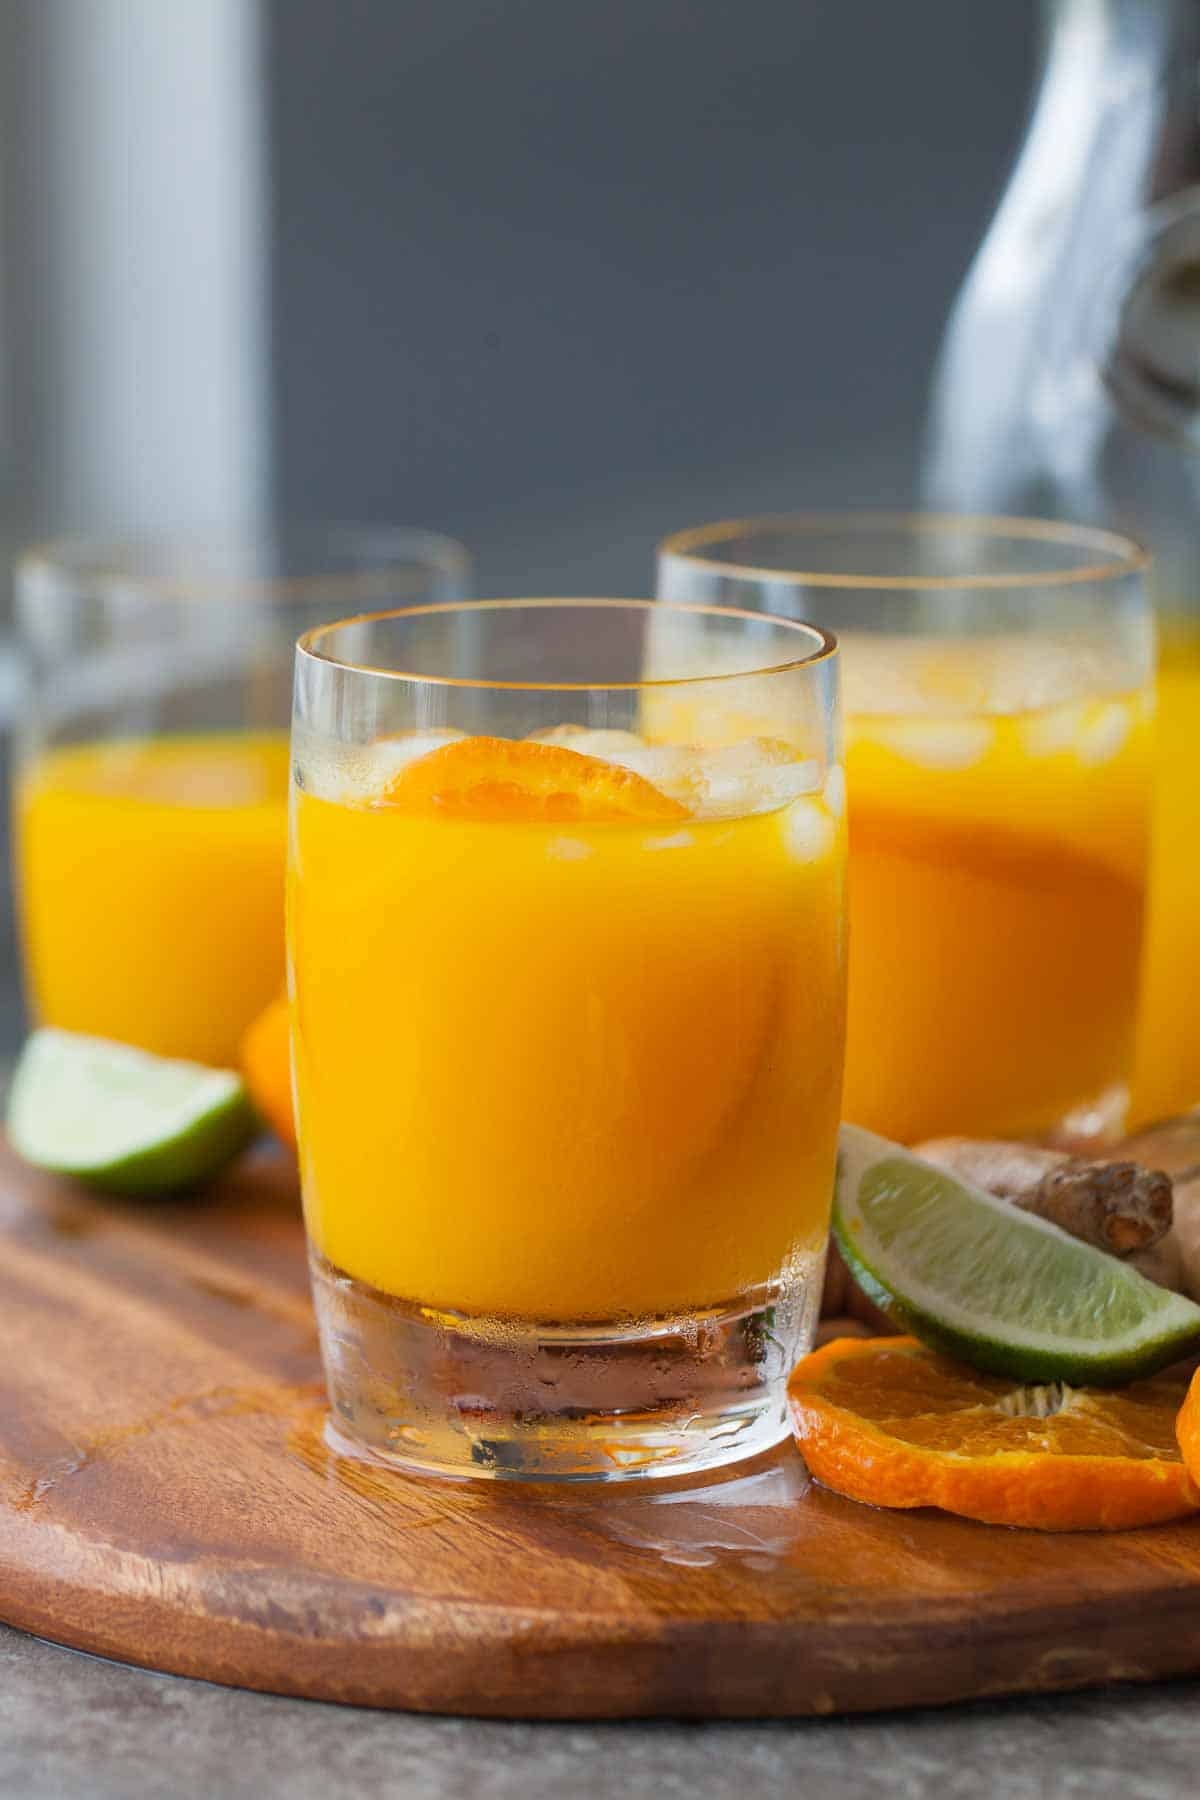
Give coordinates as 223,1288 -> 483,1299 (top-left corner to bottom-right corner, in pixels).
1,1140 -> 1200,1719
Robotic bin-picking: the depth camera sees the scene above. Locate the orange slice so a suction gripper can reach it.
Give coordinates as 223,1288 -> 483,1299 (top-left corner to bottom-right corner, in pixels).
1177,1365 -> 1200,1488
241,995 -> 296,1151
379,735 -> 689,823
788,1336 -> 1200,1531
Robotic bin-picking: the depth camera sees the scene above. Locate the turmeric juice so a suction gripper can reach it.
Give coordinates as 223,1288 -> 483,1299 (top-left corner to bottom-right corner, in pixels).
1130,619 -> 1200,1124
17,733 -> 289,1066
841,681 -> 1151,1144
289,732 -> 846,1321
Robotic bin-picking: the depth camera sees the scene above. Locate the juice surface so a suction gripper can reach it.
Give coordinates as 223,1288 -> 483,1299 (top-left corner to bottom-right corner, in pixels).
842,690 -> 1150,1144
17,732 -> 289,1067
1130,618 -> 1200,1124
289,738 -> 845,1321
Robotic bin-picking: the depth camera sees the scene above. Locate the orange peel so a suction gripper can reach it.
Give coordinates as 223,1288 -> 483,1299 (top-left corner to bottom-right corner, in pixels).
788,1335 -> 1200,1531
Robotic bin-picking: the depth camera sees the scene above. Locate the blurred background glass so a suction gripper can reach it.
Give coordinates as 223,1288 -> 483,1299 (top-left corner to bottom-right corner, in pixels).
0,0 -> 1041,1049
14,529 -> 469,1066
660,514 -> 1153,1147
926,0 -> 1200,1123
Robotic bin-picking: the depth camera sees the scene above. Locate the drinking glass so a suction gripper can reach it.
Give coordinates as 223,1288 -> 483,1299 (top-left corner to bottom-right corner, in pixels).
659,514 -> 1152,1148
925,0 -> 1200,1126
289,598 -> 844,1482
15,527 -> 469,1067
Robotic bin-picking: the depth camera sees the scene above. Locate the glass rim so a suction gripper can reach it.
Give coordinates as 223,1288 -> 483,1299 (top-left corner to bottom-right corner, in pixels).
16,523 -> 472,605
657,511 -> 1151,591
296,597 -> 839,692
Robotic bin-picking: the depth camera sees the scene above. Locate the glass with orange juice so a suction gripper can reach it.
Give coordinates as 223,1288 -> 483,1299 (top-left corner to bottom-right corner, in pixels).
1131,614 -> 1200,1124
14,530 -> 469,1067
659,516 -> 1153,1147
289,599 -> 845,1481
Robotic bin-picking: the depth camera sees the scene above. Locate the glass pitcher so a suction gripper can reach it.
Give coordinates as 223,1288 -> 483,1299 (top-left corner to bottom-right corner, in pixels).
925,0 -> 1200,1124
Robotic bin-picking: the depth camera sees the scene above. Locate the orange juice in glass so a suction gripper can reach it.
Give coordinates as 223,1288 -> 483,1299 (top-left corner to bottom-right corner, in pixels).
289,600 -> 845,1481
659,516 -> 1153,1147
14,531 -> 469,1067
1131,614 -> 1200,1124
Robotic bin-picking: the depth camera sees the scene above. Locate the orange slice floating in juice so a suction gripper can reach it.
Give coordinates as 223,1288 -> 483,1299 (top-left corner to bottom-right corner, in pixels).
379,735 -> 689,823
788,1336 -> 1200,1531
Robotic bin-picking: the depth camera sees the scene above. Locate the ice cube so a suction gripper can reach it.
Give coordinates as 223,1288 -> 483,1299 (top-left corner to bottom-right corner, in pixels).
784,798 -> 836,863
292,733 -> 357,803
525,725 -> 648,758
1076,702 -> 1131,767
343,729 -> 466,802
1022,702 -> 1088,758
619,744 -> 701,791
640,739 -> 819,818
297,728 -> 468,804
872,719 -> 994,770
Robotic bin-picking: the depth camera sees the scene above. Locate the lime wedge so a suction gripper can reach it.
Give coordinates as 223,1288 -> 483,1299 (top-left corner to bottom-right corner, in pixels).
834,1123 -> 1200,1384
7,1029 -> 257,1197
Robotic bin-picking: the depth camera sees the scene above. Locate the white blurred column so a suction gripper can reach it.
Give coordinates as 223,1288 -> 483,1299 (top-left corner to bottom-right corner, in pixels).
1,0 -> 269,545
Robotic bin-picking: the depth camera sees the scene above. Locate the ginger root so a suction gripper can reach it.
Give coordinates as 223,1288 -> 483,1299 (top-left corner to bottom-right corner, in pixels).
1165,1173 -> 1200,1302
1128,1231 -> 1187,1294
914,1137 -> 1172,1257
1117,1113 -> 1200,1302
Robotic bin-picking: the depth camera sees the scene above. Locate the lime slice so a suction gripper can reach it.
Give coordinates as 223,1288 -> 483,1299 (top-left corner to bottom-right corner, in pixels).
834,1123 -> 1200,1384
7,1029 -> 258,1197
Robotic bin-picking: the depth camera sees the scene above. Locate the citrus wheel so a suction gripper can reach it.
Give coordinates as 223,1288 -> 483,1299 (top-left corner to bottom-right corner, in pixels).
379,735 -> 688,823
788,1335 -> 1200,1531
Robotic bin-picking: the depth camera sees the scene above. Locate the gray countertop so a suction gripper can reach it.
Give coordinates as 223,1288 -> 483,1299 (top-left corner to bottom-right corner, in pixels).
2,1622 -> 1197,1799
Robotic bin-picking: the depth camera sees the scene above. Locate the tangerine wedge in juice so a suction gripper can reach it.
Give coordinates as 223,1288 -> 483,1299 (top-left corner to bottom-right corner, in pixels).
289,599 -> 845,1482
659,516 -> 1153,1146
14,531 -> 468,1066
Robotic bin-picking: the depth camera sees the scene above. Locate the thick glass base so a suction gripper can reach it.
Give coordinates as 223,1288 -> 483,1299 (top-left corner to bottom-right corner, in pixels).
309,1247 -> 824,1484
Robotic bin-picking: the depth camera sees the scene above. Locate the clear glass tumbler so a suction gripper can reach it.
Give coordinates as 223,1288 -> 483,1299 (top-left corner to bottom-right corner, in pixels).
925,0 -> 1200,1128
289,598 -> 845,1482
14,527 -> 469,1067
659,514 -> 1153,1148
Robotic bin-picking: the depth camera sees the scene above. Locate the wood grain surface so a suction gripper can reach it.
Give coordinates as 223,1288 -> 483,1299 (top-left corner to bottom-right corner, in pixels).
1,1138 -> 1199,1719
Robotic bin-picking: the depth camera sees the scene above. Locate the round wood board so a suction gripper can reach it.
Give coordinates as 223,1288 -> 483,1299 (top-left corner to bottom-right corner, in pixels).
1,1140 -> 1199,1718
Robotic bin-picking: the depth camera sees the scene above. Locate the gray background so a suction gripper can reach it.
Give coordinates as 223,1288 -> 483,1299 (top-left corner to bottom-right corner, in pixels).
268,0 -> 1036,594
1,1617 -> 1198,1800
0,0 -> 1038,584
